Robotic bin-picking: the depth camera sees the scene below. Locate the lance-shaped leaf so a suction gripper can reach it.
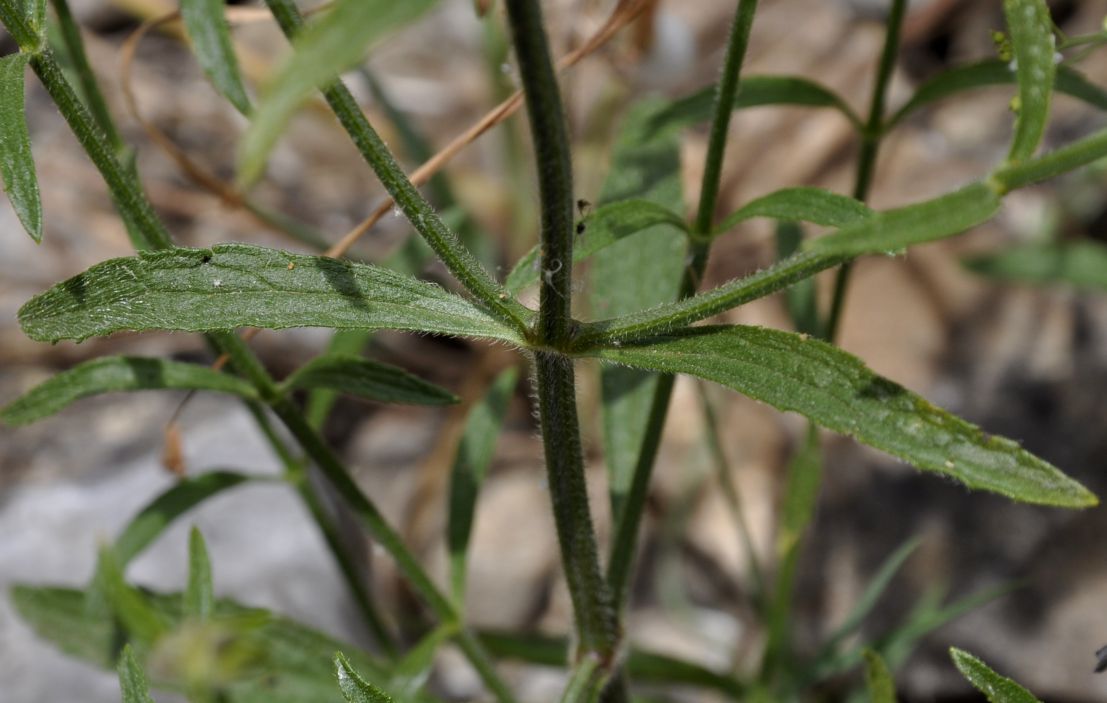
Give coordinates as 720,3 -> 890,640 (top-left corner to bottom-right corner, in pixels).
587,99 -> 688,524
964,241 -> 1107,291
0,53 -> 42,242
180,0 -> 251,114
714,187 -> 873,237
1004,0 -> 1056,163
114,471 -> 254,567
648,75 -> 862,135
505,200 -> 687,293
0,357 -> 259,426
950,648 -> 1041,703
94,547 -> 169,643
574,183 -> 1002,349
12,585 -> 400,703
118,646 -> 156,703
239,0 -> 441,183
447,368 -> 517,603
336,653 -> 395,703
863,649 -> 898,703
886,61 -> 1107,130
585,325 -> 1096,508
185,527 -> 214,621
17,244 -> 526,345
283,353 -> 458,406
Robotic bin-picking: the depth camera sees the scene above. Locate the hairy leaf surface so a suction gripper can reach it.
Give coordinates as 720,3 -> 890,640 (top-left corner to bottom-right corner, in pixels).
0,52 -> 42,241
0,357 -> 259,426
951,648 -> 1041,703
118,646 -> 156,703
586,325 -> 1096,507
714,187 -> 872,236
505,200 -> 687,293
336,653 -> 395,703
18,244 -> 524,345
887,61 -> 1107,129
283,353 -> 458,406
1004,0 -> 1055,162
240,0 -> 441,182
575,183 -> 1001,347
180,0 -> 252,114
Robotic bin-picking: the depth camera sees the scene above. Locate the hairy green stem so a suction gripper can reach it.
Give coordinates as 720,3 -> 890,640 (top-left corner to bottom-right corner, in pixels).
29,50 -> 172,250
505,0 -> 575,345
533,352 -> 619,659
504,0 -> 619,674
693,0 -> 760,237
824,0 -> 907,342
261,0 -> 530,336
603,0 -> 761,613
243,401 -> 398,656
211,330 -> 517,702
49,0 -> 124,153
18,29 -> 514,696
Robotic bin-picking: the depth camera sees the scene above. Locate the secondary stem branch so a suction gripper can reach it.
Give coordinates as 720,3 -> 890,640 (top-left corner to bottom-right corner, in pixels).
504,0 -> 619,667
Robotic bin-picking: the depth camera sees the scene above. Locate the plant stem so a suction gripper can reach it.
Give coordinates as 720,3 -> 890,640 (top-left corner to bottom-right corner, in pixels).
261,0 -> 531,337
49,0 -> 125,154
21,31 -> 514,697
505,0 -> 575,346
504,0 -> 619,670
29,49 -> 172,250
212,331 -> 517,703
693,0 -> 760,238
824,0 -> 907,343
605,0 -> 760,610
243,401 -> 398,657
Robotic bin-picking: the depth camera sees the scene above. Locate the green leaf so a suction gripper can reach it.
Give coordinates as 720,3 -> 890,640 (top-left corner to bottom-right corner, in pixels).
185,527 -> 214,621
93,547 -> 169,643
17,244 -> 525,345
118,646 -> 156,703
12,585 -> 402,703
180,0 -> 252,114
714,187 -> 872,237
863,648 -> 898,703
239,0 -> 441,183
823,537 -> 922,651
283,353 -> 458,406
504,200 -> 687,293
950,648 -> 1041,703
963,241 -> 1107,291
0,356 -> 259,426
776,221 -> 820,336
447,367 -> 517,603
778,424 -> 822,554
336,652 -> 395,703
648,75 -> 862,135
0,52 -> 42,242
389,624 -> 457,699
586,325 -> 1096,508
1004,0 -> 1056,163
587,99 -> 688,524
886,61 -> 1107,130
575,183 -> 1002,348
990,123 -> 1107,192
114,471 -> 254,567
